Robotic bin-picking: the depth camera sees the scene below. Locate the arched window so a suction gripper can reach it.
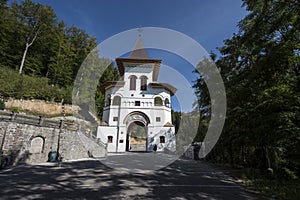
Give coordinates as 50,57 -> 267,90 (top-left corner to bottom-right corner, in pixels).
140,76 -> 148,91
160,136 -> 165,143
154,97 -> 163,106
129,75 -> 137,90
112,96 -> 121,106
165,98 -> 170,107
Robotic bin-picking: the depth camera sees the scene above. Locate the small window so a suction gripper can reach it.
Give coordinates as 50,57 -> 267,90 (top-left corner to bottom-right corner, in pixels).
112,96 -> 121,106
135,101 -> 140,106
156,117 -> 161,122
107,136 -> 113,143
154,97 -> 163,106
160,136 -> 165,143
165,98 -> 170,107
140,76 -> 148,91
119,140 -> 124,143
113,117 -> 118,121
129,75 -> 137,90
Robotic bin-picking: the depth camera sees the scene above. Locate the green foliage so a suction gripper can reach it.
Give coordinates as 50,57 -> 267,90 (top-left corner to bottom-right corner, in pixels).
175,112 -> 201,153
0,67 -> 71,103
192,0 -> 300,185
11,106 -> 19,112
0,0 -> 98,82
72,49 -> 119,121
244,177 -> 300,200
95,62 -> 120,120
0,0 -> 118,119
171,110 -> 181,133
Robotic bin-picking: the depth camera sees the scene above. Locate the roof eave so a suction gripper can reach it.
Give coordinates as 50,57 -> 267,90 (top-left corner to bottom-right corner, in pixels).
149,82 -> 177,96
99,81 -> 125,93
116,58 -> 161,81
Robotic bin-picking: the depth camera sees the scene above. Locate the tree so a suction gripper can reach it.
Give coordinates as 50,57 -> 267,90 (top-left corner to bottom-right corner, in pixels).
0,0 -> 16,68
193,0 -> 300,178
15,0 -> 56,74
47,21 -> 76,86
96,63 -> 119,120
0,0 -> 118,115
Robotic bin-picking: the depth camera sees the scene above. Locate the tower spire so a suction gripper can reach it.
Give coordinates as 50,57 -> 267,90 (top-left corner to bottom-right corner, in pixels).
129,33 -> 150,59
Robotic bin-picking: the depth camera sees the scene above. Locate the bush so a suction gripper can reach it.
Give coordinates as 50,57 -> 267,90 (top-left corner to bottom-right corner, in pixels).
0,67 -> 72,103
11,106 -> 19,112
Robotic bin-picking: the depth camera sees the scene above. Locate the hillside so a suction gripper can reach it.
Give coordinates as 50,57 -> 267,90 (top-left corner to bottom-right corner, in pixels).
0,0 -> 119,119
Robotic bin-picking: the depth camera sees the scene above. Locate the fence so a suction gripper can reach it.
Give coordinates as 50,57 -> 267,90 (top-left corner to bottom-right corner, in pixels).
0,110 -> 78,131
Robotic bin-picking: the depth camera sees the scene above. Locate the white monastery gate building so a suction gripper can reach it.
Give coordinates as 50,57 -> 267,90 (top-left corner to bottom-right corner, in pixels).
97,37 -> 177,152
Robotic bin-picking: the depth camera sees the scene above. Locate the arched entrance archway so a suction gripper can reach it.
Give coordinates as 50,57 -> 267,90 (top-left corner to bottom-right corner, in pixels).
126,121 -> 147,151
124,111 -> 150,152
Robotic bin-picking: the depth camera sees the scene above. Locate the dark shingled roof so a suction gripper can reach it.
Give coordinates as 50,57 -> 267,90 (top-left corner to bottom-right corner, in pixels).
129,36 -> 150,59
116,36 -> 162,81
116,58 -> 161,81
100,37 -> 177,94
164,122 -> 174,127
100,121 -> 109,126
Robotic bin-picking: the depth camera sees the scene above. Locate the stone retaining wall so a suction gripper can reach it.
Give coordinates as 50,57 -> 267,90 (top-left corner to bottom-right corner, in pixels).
0,121 -> 106,165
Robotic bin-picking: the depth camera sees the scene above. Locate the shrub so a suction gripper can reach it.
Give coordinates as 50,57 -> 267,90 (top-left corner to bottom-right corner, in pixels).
11,106 -> 19,112
0,67 -> 72,103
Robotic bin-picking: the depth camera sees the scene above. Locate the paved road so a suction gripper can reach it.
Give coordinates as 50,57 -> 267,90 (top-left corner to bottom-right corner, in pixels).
0,153 -> 262,199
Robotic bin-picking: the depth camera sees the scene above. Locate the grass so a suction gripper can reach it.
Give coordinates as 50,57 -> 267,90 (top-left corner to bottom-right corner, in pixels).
210,163 -> 300,200
243,174 -> 300,200
6,108 -> 73,119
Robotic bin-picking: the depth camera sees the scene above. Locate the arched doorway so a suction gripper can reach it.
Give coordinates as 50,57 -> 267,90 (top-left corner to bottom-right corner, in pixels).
124,111 -> 150,152
126,121 -> 147,151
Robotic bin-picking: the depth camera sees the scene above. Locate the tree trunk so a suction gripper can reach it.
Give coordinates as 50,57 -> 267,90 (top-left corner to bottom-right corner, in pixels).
265,146 -> 271,169
18,30 -> 39,74
19,43 -> 29,74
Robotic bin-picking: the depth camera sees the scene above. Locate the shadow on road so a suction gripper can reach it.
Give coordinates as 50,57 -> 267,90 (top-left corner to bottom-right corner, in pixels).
0,158 -> 262,199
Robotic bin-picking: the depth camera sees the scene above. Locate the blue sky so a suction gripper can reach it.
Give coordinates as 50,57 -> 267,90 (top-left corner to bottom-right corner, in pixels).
20,0 -> 248,111
33,0 -> 247,53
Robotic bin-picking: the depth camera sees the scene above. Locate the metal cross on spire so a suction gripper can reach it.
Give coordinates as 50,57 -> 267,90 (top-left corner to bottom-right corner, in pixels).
128,27 -> 149,59
138,27 -> 143,37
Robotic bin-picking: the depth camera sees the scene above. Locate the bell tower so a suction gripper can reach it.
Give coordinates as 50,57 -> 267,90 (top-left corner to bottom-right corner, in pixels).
98,36 -> 177,153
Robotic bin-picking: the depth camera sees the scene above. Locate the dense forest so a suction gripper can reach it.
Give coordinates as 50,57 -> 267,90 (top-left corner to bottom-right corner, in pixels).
0,0 -> 119,118
193,0 -> 299,198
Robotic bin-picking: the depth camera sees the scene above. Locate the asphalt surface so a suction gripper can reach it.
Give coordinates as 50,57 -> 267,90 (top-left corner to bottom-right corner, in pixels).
0,153 -> 262,200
